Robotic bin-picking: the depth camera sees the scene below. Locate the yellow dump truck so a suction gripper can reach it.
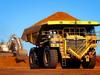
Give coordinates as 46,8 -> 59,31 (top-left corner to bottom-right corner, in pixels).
22,12 -> 100,68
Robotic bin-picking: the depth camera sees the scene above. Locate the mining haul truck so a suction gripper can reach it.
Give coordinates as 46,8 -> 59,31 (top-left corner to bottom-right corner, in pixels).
22,12 -> 100,69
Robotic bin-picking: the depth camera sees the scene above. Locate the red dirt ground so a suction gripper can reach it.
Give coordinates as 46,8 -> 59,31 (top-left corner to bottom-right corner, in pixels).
96,56 -> 100,66
0,56 -> 99,75
0,55 -> 99,68
0,56 -> 29,68
0,67 -> 100,75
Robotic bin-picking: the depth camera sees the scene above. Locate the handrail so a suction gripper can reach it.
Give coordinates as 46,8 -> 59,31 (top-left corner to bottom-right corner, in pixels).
75,40 -> 86,53
78,39 -> 93,57
67,39 -> 94,59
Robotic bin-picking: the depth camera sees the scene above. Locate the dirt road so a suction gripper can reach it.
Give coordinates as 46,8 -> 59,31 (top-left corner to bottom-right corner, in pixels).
0,56 -> 100,75
0,67 -> 100,75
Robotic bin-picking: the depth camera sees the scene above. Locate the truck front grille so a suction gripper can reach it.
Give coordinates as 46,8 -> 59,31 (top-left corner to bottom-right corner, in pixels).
66,39 -> 86,54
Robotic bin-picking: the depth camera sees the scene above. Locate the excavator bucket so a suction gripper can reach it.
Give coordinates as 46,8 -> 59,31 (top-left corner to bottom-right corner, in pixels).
16,49 -> 28,61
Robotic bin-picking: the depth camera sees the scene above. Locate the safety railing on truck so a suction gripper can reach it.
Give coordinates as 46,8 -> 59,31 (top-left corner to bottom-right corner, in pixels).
67,39 -> 96,59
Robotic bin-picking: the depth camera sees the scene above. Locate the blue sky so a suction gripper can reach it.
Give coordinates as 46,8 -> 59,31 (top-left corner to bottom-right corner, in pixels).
0,0 -> 100,54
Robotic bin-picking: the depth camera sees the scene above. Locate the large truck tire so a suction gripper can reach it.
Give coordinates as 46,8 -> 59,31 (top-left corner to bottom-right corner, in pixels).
82,53 -> 96,69
37,47 -> 44,67
43,46 -> 58,68
29,48 -> 39,69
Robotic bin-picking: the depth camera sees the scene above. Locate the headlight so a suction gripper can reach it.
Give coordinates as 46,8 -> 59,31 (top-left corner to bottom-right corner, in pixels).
53,31 -> 56,34
50,31 -> 52,34
48,35 -> 51,38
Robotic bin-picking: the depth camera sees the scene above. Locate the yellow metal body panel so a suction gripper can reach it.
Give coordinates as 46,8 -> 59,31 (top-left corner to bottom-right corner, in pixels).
68,47 -> 80,59
50,44 -> 59,47
85,55 -> 89,62
64,39 -> 67,55
47,21 -> 100,25
76,21 -> 99,25
30,34 -> 33,43
48,21 -> 75,25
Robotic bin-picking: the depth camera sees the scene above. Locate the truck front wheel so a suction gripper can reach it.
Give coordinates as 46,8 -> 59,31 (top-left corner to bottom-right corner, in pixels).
43,46 -> 58,68
29,48 -> 38,69
82,52 -> 96,69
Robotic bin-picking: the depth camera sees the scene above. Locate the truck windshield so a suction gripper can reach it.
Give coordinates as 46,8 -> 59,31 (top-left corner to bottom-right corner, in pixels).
63,26 -> 95,36
64,27 -> 86,36
41,26 -> 95,37
86,26 -> 95,35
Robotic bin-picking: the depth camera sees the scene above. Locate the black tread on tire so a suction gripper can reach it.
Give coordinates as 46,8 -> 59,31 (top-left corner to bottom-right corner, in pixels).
29,48 -> 39,69
43,48 -> 58,68
82,53 -> 96,69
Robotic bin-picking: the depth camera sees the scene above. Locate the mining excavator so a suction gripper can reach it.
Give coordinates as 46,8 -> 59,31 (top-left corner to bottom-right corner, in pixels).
0,34 -> 27,61
22,12 -> 100,69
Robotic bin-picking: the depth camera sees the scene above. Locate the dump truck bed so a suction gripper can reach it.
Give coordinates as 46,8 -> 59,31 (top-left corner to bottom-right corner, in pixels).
21,12 -> 79,43
21,12 -> 100,45
22,21 -> 99,45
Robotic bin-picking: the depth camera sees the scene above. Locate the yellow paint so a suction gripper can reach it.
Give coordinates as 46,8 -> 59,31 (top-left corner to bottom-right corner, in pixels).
47,21 -> 100,25
85,55 -> 89,62
48,21 -> 75,25
76,21 -> 99,24
80,44 -> 91,58
30,34 -> 33,43
50,44 -> 59,47
68,47 -> 80,59
64,39 -> 67,55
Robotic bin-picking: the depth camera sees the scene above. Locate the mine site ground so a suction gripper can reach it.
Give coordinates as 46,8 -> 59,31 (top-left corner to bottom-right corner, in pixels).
0,67 -> 100,75
0,61 -> 100,75
0,56 -> 100,75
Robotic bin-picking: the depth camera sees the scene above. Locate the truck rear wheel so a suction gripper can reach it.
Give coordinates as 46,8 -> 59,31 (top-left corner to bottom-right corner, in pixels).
82,53 -> 96,69
43,47 -> 58,68
29,48 -> 38,69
